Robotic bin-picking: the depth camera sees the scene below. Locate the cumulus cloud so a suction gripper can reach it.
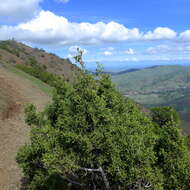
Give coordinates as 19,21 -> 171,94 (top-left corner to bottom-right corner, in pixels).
103,51 -> 113,56
0,11 -> 143,45
179,30 -> 190,41
101,22 -> 141,42
124,48 -> 135,55
143,27 -> 177,40
0,0 -> 42,22
0,10 -> 187,46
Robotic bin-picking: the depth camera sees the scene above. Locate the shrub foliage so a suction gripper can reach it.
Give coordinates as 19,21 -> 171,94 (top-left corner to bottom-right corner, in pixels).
17,58 -> 190,190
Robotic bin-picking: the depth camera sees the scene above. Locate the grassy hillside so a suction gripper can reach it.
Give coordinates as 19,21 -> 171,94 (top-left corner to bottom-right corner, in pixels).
112,65 -> 190,133
0,41 -> 66,188
113,65 -> 190,94
0,62 -> 53,96
0,61 -> 51,189
0,40 -> 78,80
0,39 -> 79,117
0,61 -> 53,117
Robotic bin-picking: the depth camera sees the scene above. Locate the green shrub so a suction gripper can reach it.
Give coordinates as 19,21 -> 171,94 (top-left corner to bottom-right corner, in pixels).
17,70 -> 165,189
16,53 -> 190,190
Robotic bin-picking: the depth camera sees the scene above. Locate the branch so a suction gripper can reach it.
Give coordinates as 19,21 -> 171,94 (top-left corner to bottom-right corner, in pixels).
99,167 -> 110,190
144,183 -> 152,188
59,174 -> 82,186
81,167 -> 110,190
81,168 -> 101,172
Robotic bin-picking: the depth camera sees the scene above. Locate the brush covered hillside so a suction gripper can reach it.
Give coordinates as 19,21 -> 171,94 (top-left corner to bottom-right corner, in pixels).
0,40 -> 78,80
112,65 -> 190,133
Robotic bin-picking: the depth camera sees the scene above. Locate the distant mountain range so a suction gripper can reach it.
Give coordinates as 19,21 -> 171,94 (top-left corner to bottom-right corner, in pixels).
105,65 -> 163,75
86,60 -> 190,72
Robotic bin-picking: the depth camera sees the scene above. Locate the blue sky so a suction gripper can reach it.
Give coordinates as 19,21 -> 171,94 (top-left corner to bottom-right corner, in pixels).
1,0 -> 190,69
41,0 -> 190,31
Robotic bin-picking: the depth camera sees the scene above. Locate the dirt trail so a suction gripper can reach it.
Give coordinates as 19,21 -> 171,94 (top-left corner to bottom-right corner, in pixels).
0,66 -> 50,190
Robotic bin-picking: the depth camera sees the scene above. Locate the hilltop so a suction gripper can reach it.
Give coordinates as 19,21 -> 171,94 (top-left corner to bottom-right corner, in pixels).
0,40 -> 78,80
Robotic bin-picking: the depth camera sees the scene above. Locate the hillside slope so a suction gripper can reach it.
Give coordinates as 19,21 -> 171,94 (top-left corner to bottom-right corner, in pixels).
0,64 -> 51,190
112,65 -> 190,94
112,65 -> 190,133
0,40 -> 78,80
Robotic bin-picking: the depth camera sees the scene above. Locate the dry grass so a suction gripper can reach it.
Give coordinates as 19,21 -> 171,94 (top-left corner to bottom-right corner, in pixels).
0,66 -> 50,190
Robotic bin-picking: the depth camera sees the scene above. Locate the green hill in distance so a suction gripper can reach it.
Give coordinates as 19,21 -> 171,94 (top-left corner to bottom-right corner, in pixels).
112,65 -> 190,133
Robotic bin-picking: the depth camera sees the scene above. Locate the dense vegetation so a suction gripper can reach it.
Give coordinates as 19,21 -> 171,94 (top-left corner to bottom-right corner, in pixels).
112,65 -> 190,133
16,55 -> 190,189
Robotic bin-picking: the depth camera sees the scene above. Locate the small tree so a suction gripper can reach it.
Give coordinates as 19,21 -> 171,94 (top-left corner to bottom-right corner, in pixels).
17,51 -> 164,189
17,51 -> 190,190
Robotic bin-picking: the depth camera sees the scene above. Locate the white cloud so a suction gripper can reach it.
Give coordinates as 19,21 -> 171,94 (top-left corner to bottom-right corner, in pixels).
144,27 -> 177,40
101,22 -> 142,42
124,48 -> 135,55
0,0 -> 42,22
103,51 -> 113,56
179,30 -> 190,41
0,11 -> 143,45
0,10 -> 189,46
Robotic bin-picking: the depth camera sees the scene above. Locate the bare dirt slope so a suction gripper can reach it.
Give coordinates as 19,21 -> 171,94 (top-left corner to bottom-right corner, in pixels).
0,66 -> 50,190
